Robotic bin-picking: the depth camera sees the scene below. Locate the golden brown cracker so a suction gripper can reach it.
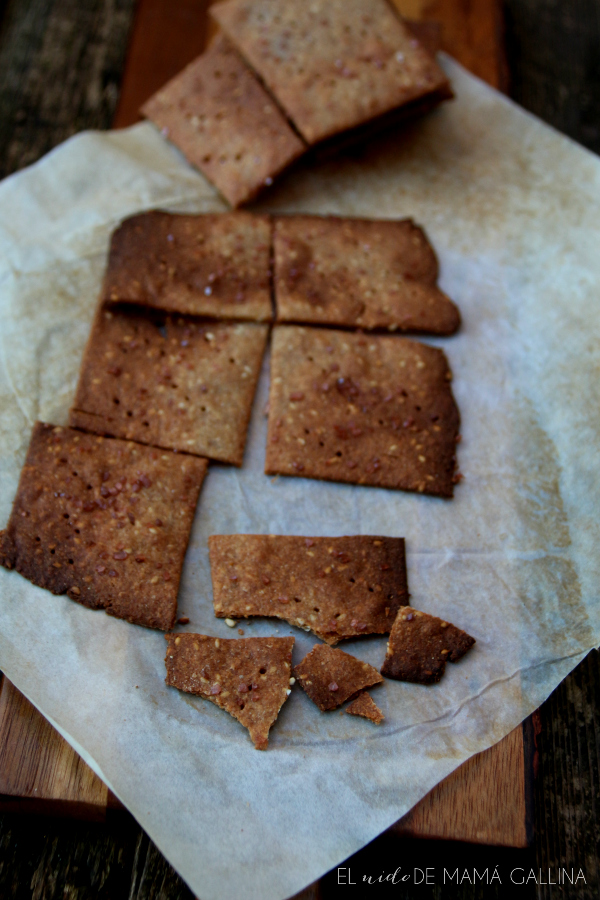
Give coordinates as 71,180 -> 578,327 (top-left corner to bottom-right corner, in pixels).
103,210 -> 272,322
345,691 -> 384,724
209,533 -> 408,643
0,422 -> 206,630
381,607 -> 475,684
69,306 -> 268,466
293,644 -> 382,711
165,633 -> 294,749
266,326 -> 460,496
211,0 -> 451,145
273,215 -> 459,334
141,34 -> 306,208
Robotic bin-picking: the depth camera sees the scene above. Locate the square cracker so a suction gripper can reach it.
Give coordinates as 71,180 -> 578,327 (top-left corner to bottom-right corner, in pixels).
209,534 -> 408,643
69,306 -> 268,466
381,607 -> 475,684
0,422 -> 207,630
211,0 -> 451,145
102,210 -> 272,322
141,34 -> 306,208
266,326 -> 460,497
345,692 -> 384,724
165,633 -> 294,749
293,644 -> 383,711
274,215 -> 460,334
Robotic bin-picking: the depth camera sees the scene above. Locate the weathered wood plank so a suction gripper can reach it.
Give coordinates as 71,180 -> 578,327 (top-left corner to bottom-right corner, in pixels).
0,0 -> 135,179
504,0 -> 600,154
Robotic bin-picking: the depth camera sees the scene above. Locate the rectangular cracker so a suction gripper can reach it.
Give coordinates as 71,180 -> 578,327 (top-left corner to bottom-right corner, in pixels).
381,607 -> 476,684
69,305 -> 268,466
345,692 -> 384,724
266,326 -> 460,496
165,633 -> 294,749
211,0 -> 451,145
102,210 -> 272,322
0,422 -> 207,630
293,644 -> 382,711
274,215 -> 460,334
209,534 -> 408,643
141,34 -> 306,208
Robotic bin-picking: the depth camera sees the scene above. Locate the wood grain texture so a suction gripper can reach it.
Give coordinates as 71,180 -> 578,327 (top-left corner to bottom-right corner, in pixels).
0,0 -> 135,179
394,726 -> 528,846
534,650 -> 600,899
0,677 -> 111,820
392,0 -> 508,90
504,0 -> 600,155
112,0 -> 213,128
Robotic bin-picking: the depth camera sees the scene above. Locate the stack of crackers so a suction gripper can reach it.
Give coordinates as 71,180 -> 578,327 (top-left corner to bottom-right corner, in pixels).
0,202 -> 473,749
141,0 -> 452,207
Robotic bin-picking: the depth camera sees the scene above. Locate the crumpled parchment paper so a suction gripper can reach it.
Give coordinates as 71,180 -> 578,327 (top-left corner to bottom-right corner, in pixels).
1,57 -> 600,900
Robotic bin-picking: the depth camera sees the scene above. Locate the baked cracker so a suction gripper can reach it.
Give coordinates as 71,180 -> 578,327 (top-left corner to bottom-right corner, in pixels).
141,34 -> 306,208
274,215 -> 459,334
103,210 -> 272,322
0,422 -> 206,630
211,0 -> 451,145
266,326 -> 460,497
69,305 -> 268,466
381,607 -> 475,684
165,633 -> 294,749
345,691 -> 384,724
209,534 -> 408,643
293,644 -> 382,711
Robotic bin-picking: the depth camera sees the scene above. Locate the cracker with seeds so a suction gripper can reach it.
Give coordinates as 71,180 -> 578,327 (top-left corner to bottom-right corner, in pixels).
266,326 -> 460,496
0,422 -> 206,630
293,644 -> 382,711
345,692 -> 384,724
274,215 -> 460,334
381,607 -> 475,684
209,534 -> 408,643
102,210 -> 272,322
69,306 -> 268,466
211,0 -> 451,146
165,633 -> 294,749
141,34 -> 306,208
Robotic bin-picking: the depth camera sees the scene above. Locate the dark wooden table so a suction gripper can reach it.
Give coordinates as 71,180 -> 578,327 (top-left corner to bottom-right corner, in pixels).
0,1 -> 599,897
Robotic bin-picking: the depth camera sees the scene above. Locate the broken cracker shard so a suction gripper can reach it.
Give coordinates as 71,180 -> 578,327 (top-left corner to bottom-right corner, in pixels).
294,644 -> 382,711
381,607 -> 475,684
164,633 -> 294,749
208,534 -> 408,643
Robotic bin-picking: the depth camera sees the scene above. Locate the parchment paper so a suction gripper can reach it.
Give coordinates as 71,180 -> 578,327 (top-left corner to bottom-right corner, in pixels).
1,57 -> 600,899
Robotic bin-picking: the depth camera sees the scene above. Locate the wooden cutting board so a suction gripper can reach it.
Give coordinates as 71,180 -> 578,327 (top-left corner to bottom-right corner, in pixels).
0,0 -> 531,850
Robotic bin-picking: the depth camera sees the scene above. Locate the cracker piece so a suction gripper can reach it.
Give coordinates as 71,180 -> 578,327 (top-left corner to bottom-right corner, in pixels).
141,34 -> 306,208
265,326 -> 460,497
345,691 -> 384,724
69,306 -> 268,466
102,210 -> 272,322
209,534 -> 408,644
381,607 -> 475,684
273,215 -> 459,334
165,633 -> 294,749
211,0 -> 451,146
0,422 -> 206,630
293,644 -> 382,711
